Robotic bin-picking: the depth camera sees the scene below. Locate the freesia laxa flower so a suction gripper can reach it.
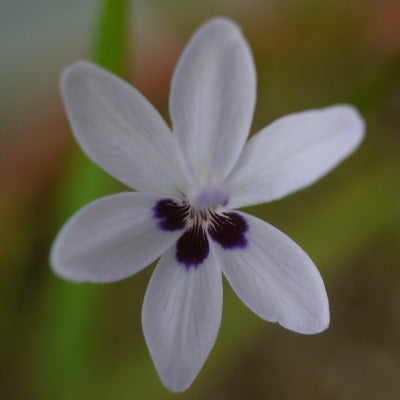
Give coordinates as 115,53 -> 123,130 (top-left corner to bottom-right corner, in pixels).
51,17 -> 365,392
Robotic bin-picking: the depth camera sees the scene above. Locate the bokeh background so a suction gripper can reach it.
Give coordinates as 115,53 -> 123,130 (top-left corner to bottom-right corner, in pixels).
1,0 -> 399,399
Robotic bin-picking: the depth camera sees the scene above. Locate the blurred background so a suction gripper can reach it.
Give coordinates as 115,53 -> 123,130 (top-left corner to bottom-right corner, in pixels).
1,0 -> 399,399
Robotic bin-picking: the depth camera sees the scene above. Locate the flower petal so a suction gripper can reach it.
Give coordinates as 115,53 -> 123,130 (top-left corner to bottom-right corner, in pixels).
50,193 -> 183,283
212,212 -> 329,334
227,105 -> 365,208
142,246 -> 222,392
61,61 -> 188,197
169,17 -> 256,186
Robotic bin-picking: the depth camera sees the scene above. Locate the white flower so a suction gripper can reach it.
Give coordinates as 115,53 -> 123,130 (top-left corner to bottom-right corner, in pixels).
51,17 -> 365,392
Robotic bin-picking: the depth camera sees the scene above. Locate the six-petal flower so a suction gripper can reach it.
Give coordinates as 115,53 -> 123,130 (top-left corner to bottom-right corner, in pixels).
51,17 -> 365,392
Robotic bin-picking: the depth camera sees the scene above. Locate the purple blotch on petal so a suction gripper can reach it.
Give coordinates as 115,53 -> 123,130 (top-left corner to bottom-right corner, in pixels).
208,212 -> 248,249
176,225 -> 209,269
153,199 -> 188,231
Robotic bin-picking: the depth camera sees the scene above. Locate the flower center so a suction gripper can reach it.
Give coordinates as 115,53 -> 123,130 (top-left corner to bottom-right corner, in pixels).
153,194 -> 248,269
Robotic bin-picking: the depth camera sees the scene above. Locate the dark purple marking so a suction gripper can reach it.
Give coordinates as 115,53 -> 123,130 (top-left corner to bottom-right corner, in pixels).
153,199 -> 189,231
208,212 -> 248,249
176,225 -> 209,268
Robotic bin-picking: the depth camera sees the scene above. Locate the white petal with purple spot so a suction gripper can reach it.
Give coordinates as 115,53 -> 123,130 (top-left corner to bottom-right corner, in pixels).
212,212 -> 329,334
51,193 -> 183,283
142,246 -> 223,392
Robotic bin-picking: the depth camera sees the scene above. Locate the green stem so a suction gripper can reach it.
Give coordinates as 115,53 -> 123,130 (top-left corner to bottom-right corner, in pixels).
35,1 -> 131,399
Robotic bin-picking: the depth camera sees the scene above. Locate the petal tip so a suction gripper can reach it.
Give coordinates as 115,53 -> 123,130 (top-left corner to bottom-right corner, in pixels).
190,17 -> 249,52
49,241 -> 87,284
308,306 -> 330,334
280,310 -> 330,335
291,296 -> 330,335
331,103 -> 366,146
200,16 -> 241,34
298,275 -> 330,335
160,376 -> 193,394
60,60 -> 88,87
60,60 -> 100,99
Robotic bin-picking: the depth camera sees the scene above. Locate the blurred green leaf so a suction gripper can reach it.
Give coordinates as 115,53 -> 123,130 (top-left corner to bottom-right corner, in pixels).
93,0 -> 130,75
36,1 -> 131,399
